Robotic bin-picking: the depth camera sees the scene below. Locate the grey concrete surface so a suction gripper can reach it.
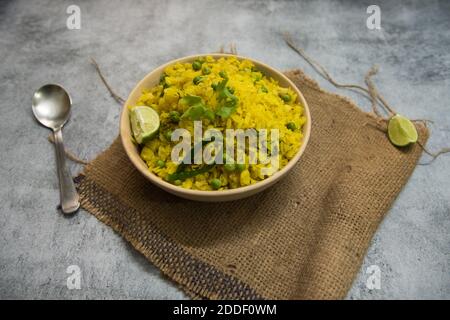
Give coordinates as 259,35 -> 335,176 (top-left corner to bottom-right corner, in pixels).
0,0 -> 449,299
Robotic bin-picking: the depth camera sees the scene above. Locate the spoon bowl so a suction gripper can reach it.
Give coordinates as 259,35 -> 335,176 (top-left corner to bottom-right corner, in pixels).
32,84 -> 72,130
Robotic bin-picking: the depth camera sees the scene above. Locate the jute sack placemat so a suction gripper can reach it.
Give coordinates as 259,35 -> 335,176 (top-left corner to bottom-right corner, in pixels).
76,69 -> 428,299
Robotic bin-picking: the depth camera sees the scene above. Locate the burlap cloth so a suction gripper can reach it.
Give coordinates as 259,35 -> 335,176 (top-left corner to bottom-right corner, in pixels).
76,69 -> 428,299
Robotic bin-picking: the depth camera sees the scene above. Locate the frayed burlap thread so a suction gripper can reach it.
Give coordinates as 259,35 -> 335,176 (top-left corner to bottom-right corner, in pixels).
76,69 -> 427,299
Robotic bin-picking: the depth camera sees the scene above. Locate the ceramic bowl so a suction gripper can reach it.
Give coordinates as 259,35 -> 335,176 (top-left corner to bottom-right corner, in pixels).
120,54 -> 311,201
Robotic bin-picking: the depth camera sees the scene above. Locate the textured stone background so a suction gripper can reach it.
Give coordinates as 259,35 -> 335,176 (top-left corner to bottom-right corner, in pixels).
0,0 -> 449,299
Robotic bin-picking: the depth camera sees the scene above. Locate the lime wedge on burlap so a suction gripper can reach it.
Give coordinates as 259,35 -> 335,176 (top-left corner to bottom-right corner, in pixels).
130,106 -> 160,144
387,114 -> 418,147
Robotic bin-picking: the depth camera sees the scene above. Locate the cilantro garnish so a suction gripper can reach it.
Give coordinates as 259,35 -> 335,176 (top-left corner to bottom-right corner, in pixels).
214,73 -> 239,119
180,95 -> 215,121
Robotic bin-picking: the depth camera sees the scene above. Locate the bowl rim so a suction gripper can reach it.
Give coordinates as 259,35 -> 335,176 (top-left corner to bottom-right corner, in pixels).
120,53 -> 311,198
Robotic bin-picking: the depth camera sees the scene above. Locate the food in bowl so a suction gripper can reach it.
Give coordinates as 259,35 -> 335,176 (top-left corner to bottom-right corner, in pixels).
128,56 -> 307,191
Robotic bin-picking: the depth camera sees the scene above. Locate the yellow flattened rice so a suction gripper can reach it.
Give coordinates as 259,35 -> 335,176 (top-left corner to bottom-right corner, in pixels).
130,56 -> 307,190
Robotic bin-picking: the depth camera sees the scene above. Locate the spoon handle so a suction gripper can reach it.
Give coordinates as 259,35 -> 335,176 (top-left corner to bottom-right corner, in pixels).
53,128 -> 80,214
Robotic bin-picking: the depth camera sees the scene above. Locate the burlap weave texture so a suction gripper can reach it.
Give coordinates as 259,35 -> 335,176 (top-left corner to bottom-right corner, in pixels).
76,70 -> 427,299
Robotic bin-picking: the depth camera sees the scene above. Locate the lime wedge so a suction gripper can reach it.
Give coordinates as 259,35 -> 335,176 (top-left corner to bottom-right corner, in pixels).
130,106 -> 160,144
387,114 -> 418,147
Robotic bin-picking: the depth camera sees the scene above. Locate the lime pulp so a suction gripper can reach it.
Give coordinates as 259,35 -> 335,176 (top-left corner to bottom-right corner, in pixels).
130,106 -> 160,144
387,114 -> 418,147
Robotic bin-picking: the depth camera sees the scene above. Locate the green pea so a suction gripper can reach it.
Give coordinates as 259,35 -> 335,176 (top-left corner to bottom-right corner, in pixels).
159,73 -> 167,84
286,122 -> 296,131
235,163 -> 246,172
165,130 -> 173,141
174,179 -> 182,186
252,73 -> 262,81
156,160 -> 166,168
280,93 -> 291,102
169,111 -> 180,123
193,76 -> 204,85
224,163 -> 236,172
219,70 -> 227,78
202,66 -> 211,75
192,60 -> 202,71
210,178 -> 221,190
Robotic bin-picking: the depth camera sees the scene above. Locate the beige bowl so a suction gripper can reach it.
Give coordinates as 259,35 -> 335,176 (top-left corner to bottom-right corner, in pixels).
120,54 -> 311,202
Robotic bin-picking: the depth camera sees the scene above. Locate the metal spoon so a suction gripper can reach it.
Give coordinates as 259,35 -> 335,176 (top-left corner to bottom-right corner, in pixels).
32,84 -> 80,214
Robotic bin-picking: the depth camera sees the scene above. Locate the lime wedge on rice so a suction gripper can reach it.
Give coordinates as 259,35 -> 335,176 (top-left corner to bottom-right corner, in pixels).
387,114 -> 418,147
130,106 -> 160,144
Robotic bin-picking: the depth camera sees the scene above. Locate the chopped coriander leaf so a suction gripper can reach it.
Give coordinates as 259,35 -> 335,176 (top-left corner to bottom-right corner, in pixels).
159,73 -> 169,96
224,163 -> 236,172
215,77 -> 239,119
252,72 -> 262,81
180,95 -> 215,121
219,70 -> 228,79
180,95 -> 203,106
204,109 -> 215,121
259,85 -> 268,93
159,73 -> 167,84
